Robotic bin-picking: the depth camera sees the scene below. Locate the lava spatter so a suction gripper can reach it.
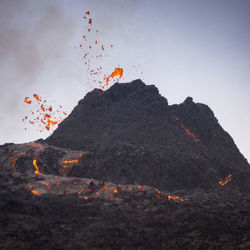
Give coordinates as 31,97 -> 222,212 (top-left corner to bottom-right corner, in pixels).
104,67 -> 124,86
23,94 -> 67,133
80,10 -> 124,90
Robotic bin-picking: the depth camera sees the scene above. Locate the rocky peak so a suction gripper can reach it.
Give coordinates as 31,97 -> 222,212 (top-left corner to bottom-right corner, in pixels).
45,80 -> 249,192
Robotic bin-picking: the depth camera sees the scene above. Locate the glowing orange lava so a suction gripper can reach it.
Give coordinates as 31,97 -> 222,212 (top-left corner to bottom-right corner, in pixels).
219,174 -> 232,186
24,97 -> 32,104
168,194 -> 184,202
59,153 -> 85,175
33,94 -> 41,101
32,190 -> 40,195
45,119 -> 58,131
32,156 -> 44,176
80,10 -> 126,90
8,151 -> 26,168
181,123 -> 200,142
105,67 -> 124,86
175,117 -> 200,142
23,94 -> 67,132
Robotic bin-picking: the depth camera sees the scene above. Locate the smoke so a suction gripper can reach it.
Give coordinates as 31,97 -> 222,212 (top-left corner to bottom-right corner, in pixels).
0,0 -> 75,87
0,0 -> 76,142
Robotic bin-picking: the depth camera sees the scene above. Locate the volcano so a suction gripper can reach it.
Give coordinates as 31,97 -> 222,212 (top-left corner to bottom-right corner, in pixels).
1,79 -> 250,249
45,79 -> 249,192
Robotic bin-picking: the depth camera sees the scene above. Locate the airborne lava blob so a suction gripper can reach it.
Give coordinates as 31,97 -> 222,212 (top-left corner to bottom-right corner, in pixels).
23,94 -> 67,133
105,67 -> 124,86
79,10 -> 124,90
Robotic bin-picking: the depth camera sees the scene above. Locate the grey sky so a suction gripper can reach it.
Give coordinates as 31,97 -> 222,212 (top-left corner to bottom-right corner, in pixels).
0,0 -> 249,162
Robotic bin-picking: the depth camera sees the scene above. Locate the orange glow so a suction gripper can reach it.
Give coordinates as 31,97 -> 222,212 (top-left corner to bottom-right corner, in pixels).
45,119 -> 58,131
168,194 -> 184,202
33,94 -> 41,101
8,151 -> 26,168
41,104 -> 45,112
23,94 -> 67,132
79,11 -> 125,90
59,153 -> 85,172
24,97 -> 32,104
61,159 -> 78,165
137,185 -> 145,191
219,174 -> 232,186
84,196 -> 88,200
41,182 -> 50,186
113,189 -> 118,193
78,187 -> 85,195
180,123 -> 200,142
32,190 -> 40,195
100,185 -> 108,192
105,67 -> 124,86
32,156 -> 44,176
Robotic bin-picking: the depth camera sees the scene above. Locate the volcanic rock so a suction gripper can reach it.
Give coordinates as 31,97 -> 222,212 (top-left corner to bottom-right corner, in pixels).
45,79 -> 250,192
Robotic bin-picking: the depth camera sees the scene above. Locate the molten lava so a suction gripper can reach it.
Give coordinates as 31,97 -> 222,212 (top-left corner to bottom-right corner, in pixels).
32,156 -> 44,176
24,97 -> 32,104
23,94 -> 67,132
219,174 -> 232,186
59,153 -> 85,174
175,117 -> 200,142
33,94 -> 41,101
105,67 -> 124,86
79,10 -> 126,90
168,194 -> 184,202
31,190 -> 40,195
181,123 -> 200,142
8,151 -> 26,168
45,119 -> 58,131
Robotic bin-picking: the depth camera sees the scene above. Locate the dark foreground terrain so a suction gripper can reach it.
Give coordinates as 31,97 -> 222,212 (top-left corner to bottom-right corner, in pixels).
1,174 -> 250,250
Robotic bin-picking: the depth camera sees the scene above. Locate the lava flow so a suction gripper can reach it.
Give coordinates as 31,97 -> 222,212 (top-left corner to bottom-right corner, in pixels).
154,187 -> 184,202
59,153 -> 85,172
32,155 -> 44,176
219,174 -> 232,186
181,123 -> 200,142
8,151 -> 26,168
167,194 -> 184,202
176,117 -> 200,142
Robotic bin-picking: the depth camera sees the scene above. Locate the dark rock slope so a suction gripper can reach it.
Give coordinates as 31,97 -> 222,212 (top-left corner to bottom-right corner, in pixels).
45,79 -> 250,192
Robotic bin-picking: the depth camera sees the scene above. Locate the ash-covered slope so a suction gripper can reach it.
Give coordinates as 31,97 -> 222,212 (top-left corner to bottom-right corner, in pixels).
45,79 -> 249,191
